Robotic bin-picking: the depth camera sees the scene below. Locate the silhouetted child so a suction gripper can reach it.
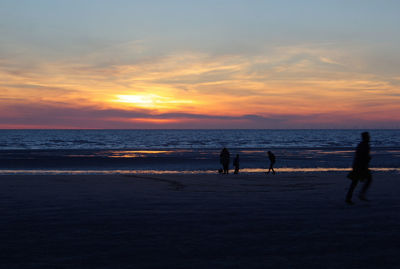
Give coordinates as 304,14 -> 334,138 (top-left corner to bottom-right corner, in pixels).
220,147 -> 230,174
267,151 -> 276,175
346,132 -> 372,204
233,154 -> 240,174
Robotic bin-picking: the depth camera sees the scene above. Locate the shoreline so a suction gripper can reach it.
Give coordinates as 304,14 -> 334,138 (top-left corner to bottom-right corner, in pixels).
0,167 -> 399,175
1,147 -> 399,173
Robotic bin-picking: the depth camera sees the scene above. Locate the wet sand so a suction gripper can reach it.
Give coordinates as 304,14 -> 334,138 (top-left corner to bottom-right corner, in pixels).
1,172 -> 400,268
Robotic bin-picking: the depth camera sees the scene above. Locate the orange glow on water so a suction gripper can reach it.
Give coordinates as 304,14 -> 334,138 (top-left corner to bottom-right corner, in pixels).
107,150 -> 172,158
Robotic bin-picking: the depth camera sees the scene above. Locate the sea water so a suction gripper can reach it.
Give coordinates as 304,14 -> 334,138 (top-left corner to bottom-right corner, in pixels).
0,129 -> 399,174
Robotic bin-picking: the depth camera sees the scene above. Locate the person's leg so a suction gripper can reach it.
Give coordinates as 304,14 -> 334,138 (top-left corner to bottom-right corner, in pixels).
359,173 -> 372,200
267,164 -> 272,174
224,164 -> 229,174
346,179 -> 358,203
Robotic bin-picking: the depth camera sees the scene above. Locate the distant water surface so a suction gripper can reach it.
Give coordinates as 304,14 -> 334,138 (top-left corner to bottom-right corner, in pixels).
1,129 -> 399,150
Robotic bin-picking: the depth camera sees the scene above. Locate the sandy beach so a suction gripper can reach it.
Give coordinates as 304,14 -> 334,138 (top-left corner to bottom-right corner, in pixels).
1,172 -> 399,268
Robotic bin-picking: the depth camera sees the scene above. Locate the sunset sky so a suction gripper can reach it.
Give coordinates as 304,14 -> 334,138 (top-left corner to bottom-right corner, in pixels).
1,0 -> 399,128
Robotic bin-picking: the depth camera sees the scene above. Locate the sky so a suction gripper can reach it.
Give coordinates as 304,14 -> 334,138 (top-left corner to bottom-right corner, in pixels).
1,0 -> 399,129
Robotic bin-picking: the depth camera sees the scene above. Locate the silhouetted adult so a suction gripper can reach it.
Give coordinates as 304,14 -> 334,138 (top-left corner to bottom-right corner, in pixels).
220,148 -> 230,174
346,132 -> 372,204
233,154 -> 240,174
267,151 -> 276,175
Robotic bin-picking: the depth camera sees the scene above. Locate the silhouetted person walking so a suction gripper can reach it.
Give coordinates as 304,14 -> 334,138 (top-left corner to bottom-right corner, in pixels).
267,151 -> 276,175
233,154 -> 240,174
220,148 -> 230,174
346,132 -> 372,204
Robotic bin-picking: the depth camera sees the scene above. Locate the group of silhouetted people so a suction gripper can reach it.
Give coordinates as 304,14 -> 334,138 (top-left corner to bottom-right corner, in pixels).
219,147 -> 275,175
219,132 -> 373,205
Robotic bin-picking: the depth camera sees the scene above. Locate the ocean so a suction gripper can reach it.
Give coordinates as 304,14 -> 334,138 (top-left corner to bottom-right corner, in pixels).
0,129 -> 399,174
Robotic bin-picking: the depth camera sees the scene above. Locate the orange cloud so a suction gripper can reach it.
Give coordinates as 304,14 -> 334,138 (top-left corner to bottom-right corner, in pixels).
1,44 -> 399,128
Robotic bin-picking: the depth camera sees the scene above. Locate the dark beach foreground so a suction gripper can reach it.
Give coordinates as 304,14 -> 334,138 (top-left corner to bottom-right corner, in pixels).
1,172 -> 400,268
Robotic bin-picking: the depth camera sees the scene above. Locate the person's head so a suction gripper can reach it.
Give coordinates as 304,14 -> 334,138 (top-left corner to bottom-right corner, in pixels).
361,132 -> 370,142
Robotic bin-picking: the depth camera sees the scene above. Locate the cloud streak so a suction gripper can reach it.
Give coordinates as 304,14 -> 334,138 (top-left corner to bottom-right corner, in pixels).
1,101 -> 399,129
1,40 -> 400,128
